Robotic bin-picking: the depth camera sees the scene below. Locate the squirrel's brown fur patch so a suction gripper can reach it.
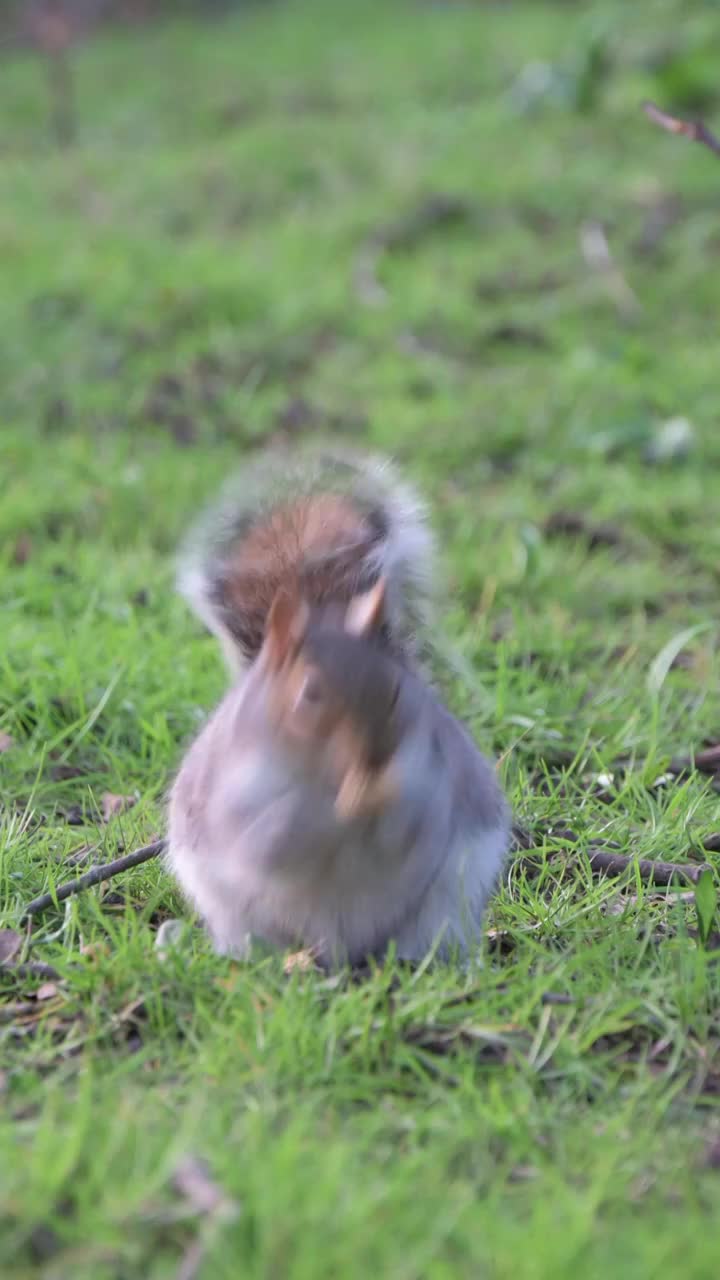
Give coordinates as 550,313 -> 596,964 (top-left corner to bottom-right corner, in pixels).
178,448 -> 436,675
214,496 -> 383,659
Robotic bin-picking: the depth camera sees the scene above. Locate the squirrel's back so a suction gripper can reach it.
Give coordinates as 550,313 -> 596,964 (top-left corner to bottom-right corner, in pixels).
177,448 -> 436,673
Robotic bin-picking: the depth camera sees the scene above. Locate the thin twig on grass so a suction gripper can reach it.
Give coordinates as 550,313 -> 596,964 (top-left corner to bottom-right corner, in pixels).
27,1 -> 78,146
6,961 -> 61,981
643,100 -> 720,159
17,812 -> 713,929
46,41 -> 75,147
21,839 -> 166,923
668,744 -> 720,777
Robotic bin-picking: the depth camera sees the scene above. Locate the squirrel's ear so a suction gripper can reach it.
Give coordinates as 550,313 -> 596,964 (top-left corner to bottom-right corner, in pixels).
265,588 -> 309,668
344,578 -> 386,637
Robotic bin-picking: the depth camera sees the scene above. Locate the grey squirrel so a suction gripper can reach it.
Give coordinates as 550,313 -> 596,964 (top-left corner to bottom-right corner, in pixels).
167,448 -> 511,967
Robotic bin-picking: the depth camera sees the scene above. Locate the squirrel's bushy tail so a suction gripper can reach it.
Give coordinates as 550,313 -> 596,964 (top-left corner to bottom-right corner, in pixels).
177,447 -> 436,674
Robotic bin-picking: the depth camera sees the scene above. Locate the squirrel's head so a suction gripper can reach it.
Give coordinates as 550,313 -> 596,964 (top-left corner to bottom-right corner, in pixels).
259,579 -> 391,753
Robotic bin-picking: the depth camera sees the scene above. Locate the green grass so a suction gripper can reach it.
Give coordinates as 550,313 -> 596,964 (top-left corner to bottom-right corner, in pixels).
2,0 -> 720,1275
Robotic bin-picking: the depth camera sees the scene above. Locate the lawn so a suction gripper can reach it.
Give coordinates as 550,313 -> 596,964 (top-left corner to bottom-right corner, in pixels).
2,0 -> 720,1275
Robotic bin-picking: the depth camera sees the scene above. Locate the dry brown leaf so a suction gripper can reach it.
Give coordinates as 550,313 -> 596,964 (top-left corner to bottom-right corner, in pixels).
36,982 -> 60,1002
102,792 -> 136,822
80,941 -> 110,962
172,1158 -> 227,1216
0,732 -> 14,754
0,929 -> 22,966
283,948 -> 321,975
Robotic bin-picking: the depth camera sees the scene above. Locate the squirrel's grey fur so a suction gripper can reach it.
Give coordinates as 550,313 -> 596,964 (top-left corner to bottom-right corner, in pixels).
167,447 -> 510,967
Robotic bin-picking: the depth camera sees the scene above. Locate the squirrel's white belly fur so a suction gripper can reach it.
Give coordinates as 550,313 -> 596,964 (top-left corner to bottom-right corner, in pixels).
167,819 -> 508,966
167,686 -> 510,966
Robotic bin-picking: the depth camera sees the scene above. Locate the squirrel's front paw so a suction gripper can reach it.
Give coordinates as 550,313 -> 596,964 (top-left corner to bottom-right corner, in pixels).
335,762 -> 398,821
335,767 -> 370,821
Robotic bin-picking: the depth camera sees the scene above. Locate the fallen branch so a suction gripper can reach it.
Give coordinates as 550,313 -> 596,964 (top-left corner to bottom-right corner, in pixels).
668,744 -> 720,778
543,510 -> 626,551
0,1002 -> 38,1024
22,839 -> 166,923
518,827 -> 711,886
5,961 -> 61,981
585,846 -> 709,886
16,813 -> 714,930
643,100 -> 720,159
